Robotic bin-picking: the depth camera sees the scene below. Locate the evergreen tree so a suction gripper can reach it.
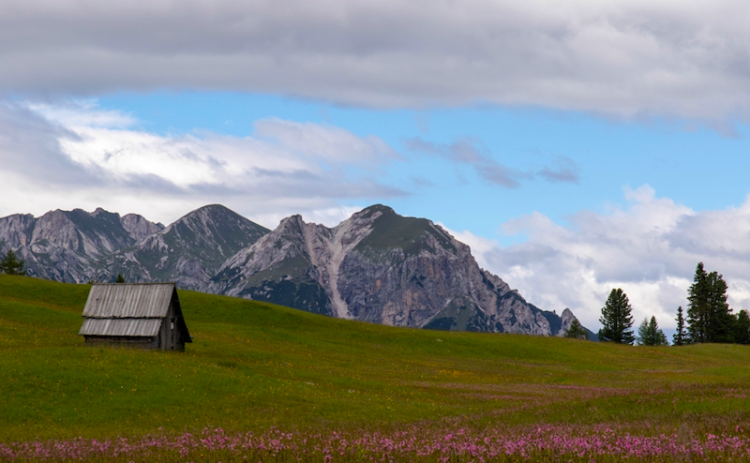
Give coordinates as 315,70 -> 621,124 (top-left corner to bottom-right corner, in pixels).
673,306 -> 688,346
687,263 -> 735,343
706,271 -> 735,343
565,319 -> 588,340
0,250 -> 27,276
115,273 -> 125,283
637,316 -> 668,346
598,288 -> 635,344
735,310 -> 750,345
687,262 -> 709,343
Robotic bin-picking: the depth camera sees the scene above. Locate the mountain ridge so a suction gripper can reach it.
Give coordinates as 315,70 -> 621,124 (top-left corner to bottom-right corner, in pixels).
0,203 -> 588,336
96,204 -> 270,290
208,204 -> 579,336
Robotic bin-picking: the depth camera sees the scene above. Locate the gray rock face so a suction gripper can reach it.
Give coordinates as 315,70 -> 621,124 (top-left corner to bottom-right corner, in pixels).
560,308 -> 576,332
96,205 -> 270,290
208,208 -> 387,316
0,208 -> 162,282
121,214 -> 165,241
0,214 -> 35,248
210,205 -> 577,335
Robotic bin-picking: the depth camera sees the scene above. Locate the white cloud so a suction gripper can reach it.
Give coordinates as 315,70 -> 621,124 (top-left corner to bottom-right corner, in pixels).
2,0 -> 750,122
27,100 -> 137,129
463,185 -> 750,331
0,100 -> 403,226
254,205 -> 365,230
254,119 -> 400,165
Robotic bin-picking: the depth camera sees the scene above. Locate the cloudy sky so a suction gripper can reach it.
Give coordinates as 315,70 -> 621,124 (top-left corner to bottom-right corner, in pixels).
3,0 -> 750,331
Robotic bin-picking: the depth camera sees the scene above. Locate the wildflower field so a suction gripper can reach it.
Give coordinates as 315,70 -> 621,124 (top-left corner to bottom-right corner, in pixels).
1,274 -> 750,462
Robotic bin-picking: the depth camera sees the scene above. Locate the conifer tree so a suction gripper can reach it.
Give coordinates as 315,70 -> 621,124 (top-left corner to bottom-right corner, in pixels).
673,306 -> 688,346
115,273 -> 125,283
706,271 -> 734,343
735,310 -> 750,345
637,316 -> 668,346
598,288 -> 635,344
565,319 -> 588,340
0,250 -> 27,276
687,262 -> 709,343
687,263 -> 735,343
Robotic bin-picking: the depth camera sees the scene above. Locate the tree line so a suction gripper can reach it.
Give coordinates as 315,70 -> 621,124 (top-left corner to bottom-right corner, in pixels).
581,262 -> 750,346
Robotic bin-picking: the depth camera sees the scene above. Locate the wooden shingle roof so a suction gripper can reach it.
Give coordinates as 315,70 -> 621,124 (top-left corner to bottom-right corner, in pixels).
79,318 -> 163,337
82,283 -> 175,319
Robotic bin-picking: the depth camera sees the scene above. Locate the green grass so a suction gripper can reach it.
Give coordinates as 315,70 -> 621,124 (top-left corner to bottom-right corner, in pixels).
1,274 -> 750,444
356,205 -> 456,257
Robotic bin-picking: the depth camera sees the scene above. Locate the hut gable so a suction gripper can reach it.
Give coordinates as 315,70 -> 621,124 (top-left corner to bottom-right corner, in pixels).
79,283 -> 192,351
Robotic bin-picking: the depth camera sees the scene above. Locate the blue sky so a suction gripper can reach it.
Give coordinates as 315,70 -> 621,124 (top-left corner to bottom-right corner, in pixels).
94,91 -> 750,240
3,0 -> 750,330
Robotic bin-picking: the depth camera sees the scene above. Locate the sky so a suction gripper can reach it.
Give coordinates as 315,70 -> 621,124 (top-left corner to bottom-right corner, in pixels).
2,0 -> 750,332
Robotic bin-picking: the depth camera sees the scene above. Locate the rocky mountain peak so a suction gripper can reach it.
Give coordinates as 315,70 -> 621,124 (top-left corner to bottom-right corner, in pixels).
30,209 -> 88,254
354,204 -> 395,219
0,214 -> 35,248
560,308 -> 576,332
1,207 -> 160,282
120,214 -> 164,241
91,207 -> 114,217
98,204 -> 270,289
354,206 -> 457,258
209,205 -> 584,336
275,214 -> 308,234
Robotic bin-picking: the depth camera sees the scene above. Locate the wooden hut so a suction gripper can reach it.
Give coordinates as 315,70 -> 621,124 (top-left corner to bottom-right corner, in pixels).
79,283 -> 192,351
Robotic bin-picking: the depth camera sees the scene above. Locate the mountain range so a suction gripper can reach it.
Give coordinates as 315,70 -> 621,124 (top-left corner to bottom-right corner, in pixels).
0,204 -> 591,337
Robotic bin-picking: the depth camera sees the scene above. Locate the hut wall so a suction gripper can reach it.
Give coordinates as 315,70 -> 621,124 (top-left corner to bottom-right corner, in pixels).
160,307 -> 169,350
172,300 -> 185,352
155,303 -> 185,352
170,295 -> 186,352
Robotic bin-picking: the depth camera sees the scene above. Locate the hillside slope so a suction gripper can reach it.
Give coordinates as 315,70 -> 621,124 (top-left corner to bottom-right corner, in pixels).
2,275 -> 750,443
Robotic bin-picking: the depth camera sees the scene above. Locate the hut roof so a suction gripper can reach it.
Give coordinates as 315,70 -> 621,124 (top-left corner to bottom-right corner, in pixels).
79,318 -> 162,337
82,283 -> 176,319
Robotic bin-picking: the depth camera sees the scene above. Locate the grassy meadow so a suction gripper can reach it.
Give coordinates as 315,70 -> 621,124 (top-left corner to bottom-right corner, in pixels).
2,274 -> 750,461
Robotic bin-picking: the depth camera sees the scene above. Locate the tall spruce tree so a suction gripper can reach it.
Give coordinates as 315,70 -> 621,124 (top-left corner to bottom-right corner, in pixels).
735,310 -> 750,345
598,288 -> 635,344
637,316 -> 668,346
0,250 -> 27,276
687,263 -> 734,343
673,306 -> 688,346
706,271 -> 734,343
687,262 -> 709,343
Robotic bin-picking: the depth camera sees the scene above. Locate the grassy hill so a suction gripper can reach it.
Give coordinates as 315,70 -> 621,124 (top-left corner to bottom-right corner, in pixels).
2,274 -> 750,445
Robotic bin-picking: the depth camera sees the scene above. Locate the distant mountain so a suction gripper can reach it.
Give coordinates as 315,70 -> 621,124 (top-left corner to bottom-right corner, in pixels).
0,208 -> 163,282
0,203 -> 588,336
0,205 -> 268,290
97,205 -> 269,290
208,205 -> 577,335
